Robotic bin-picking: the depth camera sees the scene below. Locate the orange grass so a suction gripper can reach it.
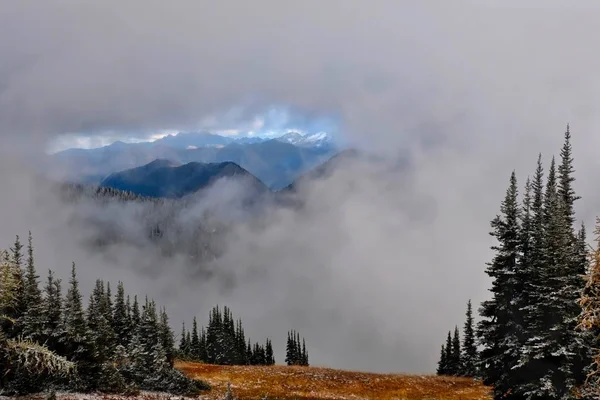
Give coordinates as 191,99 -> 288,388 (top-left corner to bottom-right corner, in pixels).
176,360 -> 493,400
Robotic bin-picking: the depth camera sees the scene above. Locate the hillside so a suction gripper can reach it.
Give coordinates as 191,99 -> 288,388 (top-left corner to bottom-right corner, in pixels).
101,159 -> 268,199
176,361 -> 492,400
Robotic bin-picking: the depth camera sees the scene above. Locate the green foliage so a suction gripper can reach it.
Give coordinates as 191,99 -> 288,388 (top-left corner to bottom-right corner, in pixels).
286,330 -> 309,366
0,235 -> 210,395
473,128 -> 593,400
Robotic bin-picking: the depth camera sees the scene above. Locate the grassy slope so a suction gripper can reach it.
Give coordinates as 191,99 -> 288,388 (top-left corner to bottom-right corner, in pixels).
176,361 -> 493,400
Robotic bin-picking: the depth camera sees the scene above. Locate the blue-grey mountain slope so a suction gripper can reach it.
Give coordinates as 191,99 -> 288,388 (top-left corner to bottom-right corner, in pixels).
101,159 -> 268,199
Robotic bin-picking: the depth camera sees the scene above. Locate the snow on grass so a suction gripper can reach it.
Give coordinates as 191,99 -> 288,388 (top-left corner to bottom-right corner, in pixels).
176,361 -> 493,400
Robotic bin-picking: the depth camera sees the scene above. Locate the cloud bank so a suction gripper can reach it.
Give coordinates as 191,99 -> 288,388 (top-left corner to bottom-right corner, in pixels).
2,0 -> 600,373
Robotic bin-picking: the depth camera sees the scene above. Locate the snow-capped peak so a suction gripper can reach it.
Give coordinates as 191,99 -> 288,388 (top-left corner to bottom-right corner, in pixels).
275,131 -> 333,147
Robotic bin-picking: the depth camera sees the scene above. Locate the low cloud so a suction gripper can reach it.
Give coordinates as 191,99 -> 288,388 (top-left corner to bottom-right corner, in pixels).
2,0 -> 600,373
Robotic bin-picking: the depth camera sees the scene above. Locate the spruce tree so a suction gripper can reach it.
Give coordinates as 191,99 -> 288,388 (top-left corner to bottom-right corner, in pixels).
179,322 -> 188,357
461,300 -> 478,377
301,338 -> 308,366
89,280 -> 116,358
191,316 -> 200,360
451,326 -> 461,376
112,281 -> 128,347
246,339 -> 252,365
206,305 -> 225,364
159,307 -> 175,367
41,270 -> 63,353
517,155 -> 546,389
199,327 -> 208,362
437,344 -> 447,375
131,295 -> 141,332
286,331 -> 296,366
444,331 -> 452,374
63,262 -> 98,391
236,318 -> 247,365
557,127 -> 593,388
477,171 -> 523,399
22,231 -> 43,341
7,235 -> 25,338
265,338 -> 275,365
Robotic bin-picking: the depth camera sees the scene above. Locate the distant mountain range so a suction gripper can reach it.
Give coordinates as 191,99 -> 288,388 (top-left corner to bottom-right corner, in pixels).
98,149 -> 361,202
49,131 -> 338,189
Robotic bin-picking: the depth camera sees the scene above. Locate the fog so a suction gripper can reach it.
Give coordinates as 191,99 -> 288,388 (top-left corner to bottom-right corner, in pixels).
2,0 -> 600,373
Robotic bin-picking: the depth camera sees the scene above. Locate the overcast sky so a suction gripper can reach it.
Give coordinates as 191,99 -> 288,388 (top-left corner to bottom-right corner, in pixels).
2,0 -> 600,373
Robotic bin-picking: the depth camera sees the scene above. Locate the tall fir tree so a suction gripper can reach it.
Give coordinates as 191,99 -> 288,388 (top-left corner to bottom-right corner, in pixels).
63,262 -> 98,391
265,338 -> 275,365
191,316 -> 200,360
444,331 -> 453,374
159,307 -> 176,367
451,326 -> 461,375
131,295 -> 141,332
477,171 -> 523,399
301,338 -> 308,366
461,300 -> 478,377
437,344 -> 448,375
8,235 -> 25,338
179,322 -> 189,357
41,269 -> 64,353
557,127 -> 593,388
112,281 -> 129,347
21,231 -> 43,341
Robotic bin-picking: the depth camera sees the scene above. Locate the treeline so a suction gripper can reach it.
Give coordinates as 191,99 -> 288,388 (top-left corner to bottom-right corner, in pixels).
178,305 -> 276,366
0,233 -> 209,396
444,127 -> 600,400
437,300 -> 478,377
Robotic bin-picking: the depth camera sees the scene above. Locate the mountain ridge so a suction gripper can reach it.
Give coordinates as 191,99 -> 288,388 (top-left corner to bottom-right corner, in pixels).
101,159 -> 269,199
49,133 -> 338,189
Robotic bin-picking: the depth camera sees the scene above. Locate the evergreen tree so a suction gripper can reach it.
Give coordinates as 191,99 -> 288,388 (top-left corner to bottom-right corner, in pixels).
444,331 -> 452,374
451,326 -> 461,376
206,305 -> 226,364
179,322 -> 188,357
519,152 -> 582,399
191,316 -> 200,360
159,307 -> 175,367
112,281 -> 128,347
89,279 -> 116,358
557,127 -> 593,388
296,332 -> 302,365
199,326 -> 208,362
461,300 -> 478,377
131,295 -> 141,332
236,318 -> 247,365
63,262 -> 98,391
246,339 -> 253,365
285,331 -> 296,365
437,344 -> 447,375
7,235 -> 25,338
41,269 -> 63,353
477,171 -> 523,399
301,338 -> 308,366
103,281 -> 114,328
22,231 -> 43,341
265,338 -> 275,365
517,155 -> 546,390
